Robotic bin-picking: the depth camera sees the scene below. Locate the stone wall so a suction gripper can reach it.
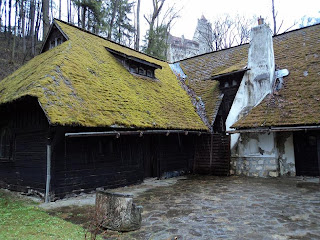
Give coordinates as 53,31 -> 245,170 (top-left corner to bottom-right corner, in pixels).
230,132 -> 296,177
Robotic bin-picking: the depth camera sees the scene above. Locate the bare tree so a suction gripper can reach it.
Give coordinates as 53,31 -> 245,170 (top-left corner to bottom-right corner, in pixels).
194,14 -> 255,52
42,0 -> 50,39
134,0 -> 140,50
59,0 -> 61,19
143,0 -> 179,59
30,0 -> 36,56
272,0 -> 296,35
144,0 -> 165,51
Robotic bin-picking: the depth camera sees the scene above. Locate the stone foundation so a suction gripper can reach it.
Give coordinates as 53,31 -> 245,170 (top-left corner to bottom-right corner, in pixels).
230,157 -> 280,177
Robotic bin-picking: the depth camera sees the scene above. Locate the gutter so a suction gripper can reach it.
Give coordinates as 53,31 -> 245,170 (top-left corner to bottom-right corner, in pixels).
45,138 -> 51,203
227,125 -> 320,134
65,130 -> 208,138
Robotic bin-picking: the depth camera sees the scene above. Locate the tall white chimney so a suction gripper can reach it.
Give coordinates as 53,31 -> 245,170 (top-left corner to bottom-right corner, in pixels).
226,20 -> 275,147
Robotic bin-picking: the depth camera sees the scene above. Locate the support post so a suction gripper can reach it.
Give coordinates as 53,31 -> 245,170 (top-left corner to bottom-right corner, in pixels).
317,136 -> 320,183
45,139 -> 51,203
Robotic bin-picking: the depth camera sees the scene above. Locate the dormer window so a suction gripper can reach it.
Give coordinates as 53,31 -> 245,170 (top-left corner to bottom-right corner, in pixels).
147,70 -> 153,78
41,22 -> 68,53
130,65 -> 138,74
106,47 -> 162,79
49,37 -> 64,49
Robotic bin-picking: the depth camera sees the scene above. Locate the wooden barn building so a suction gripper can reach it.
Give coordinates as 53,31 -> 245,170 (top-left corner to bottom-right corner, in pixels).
0,20 -> 231,201
1,18 -> 319,202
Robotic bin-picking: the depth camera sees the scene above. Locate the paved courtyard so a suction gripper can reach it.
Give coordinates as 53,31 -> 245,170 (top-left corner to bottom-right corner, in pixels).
112,176 -> 320,240
44,175 -> 320,240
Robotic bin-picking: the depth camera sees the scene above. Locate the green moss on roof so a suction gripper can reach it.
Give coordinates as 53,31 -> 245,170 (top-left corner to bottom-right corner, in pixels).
0,20 -> 207,130
187,80 -> 220,122
233,24 -> 320,128
179,44 -> 248,125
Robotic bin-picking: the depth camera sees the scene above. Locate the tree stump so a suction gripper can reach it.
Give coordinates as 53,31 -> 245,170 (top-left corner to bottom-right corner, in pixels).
95,191 -> 143,232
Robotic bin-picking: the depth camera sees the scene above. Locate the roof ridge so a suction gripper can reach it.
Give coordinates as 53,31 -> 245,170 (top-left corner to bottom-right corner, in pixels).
178,22 -> 320,63
53,18 -> 167,63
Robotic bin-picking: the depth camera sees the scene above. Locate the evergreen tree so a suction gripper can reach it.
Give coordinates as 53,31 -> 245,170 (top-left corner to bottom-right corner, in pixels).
105,0 -> 135,46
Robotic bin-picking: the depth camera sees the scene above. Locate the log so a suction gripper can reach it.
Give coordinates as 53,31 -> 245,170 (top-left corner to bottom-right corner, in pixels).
95,191 -> 143,232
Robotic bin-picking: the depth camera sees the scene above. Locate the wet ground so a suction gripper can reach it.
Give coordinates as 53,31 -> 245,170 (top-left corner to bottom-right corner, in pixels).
46,176 -> 320,240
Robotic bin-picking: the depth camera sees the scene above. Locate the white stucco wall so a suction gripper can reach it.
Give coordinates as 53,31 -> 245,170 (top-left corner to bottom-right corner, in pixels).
226,24 -> 275,149
231,132 -> 296,177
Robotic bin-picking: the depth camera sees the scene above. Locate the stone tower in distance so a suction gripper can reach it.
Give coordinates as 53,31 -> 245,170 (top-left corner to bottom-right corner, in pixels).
193,15 -> 213,55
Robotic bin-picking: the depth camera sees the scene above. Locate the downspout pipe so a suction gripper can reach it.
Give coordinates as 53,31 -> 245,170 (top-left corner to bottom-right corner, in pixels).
45,138 -> 52,203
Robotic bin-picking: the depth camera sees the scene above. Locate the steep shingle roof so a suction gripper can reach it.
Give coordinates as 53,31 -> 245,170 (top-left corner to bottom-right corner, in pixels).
179,44 -> 248,123
0,20 -> 207,130
233,23 -> 320,128
179,23 -> 320,129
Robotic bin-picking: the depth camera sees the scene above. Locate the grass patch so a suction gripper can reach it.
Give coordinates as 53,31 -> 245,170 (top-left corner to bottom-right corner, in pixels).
0,190 -> 93,240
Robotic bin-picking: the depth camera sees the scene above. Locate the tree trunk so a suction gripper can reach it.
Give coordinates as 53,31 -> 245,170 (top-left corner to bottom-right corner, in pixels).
81,5 -> 86,29
272,0 -> 276,35
77,4 -> 80,27
69,0 -> 72,23
4,0 -> 7,34
50,0 -> 53,20
35,0 -> 41,47
134,0 -> 140,51
95,191 -> 142,232
8,0 -> 11,33
11,0 -> 17,63
30,0 -> 35,56
21,0 -> 26,54
59,0 -> 61,19
42,0 -> 50,40
0,0 -> 2,31
107,0 -> 118,40
67,0 -> 70,22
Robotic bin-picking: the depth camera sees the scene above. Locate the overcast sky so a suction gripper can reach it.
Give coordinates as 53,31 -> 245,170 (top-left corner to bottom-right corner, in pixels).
149,0 -> 320,39
56,0 -> 320,40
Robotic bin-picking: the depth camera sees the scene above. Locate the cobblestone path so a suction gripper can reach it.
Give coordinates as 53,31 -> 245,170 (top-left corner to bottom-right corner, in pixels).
108,176 -> 320,240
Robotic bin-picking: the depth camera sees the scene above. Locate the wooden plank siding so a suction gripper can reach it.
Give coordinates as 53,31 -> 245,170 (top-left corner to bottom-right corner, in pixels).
194,134 -> 230,175
52,131 -> 198,199
0,98 -> 228,200
0,97 -> 49,193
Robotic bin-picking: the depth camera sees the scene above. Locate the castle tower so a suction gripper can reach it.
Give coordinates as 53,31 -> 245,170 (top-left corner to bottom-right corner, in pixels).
193,15 -> 213,55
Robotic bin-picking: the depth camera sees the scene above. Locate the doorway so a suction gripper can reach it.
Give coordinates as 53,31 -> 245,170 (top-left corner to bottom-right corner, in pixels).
293,131 -> 320,176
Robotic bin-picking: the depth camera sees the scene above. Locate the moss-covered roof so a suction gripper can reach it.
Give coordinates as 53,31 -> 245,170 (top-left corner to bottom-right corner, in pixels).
0,20 -> 207,130
233,23 -> 320,128
179,44 -> 248,123
180,23 -> 320,129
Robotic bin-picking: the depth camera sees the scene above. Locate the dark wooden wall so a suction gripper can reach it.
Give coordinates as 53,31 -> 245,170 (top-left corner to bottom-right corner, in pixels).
194,134 -> 230,175
0,97 -> 49,193
52,131 -> 198,198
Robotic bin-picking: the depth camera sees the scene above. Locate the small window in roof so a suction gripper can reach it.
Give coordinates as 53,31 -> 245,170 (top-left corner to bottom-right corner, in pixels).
130,65 -> 138,74
232,80 -> 237,86
147,70 -> 153,78
139,67 -> 146,76
106,47 -> 162,80
224,81 -> 229,88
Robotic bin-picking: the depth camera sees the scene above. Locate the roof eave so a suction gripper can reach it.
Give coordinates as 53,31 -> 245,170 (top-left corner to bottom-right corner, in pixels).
227,124 -> 320,134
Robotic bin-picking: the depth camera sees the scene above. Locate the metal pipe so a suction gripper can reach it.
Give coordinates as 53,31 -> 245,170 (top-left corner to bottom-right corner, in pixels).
65,130 -> 208,138
227,125 -> 320,134
45,142 -> 51,203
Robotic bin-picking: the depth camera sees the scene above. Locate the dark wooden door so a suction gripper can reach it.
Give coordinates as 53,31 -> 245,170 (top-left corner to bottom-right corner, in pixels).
143,136 -> 157,178
294,132 -> 320,176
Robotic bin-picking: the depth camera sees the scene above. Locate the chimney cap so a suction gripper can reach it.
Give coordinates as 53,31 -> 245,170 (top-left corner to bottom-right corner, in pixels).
258,16 -> 265,25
